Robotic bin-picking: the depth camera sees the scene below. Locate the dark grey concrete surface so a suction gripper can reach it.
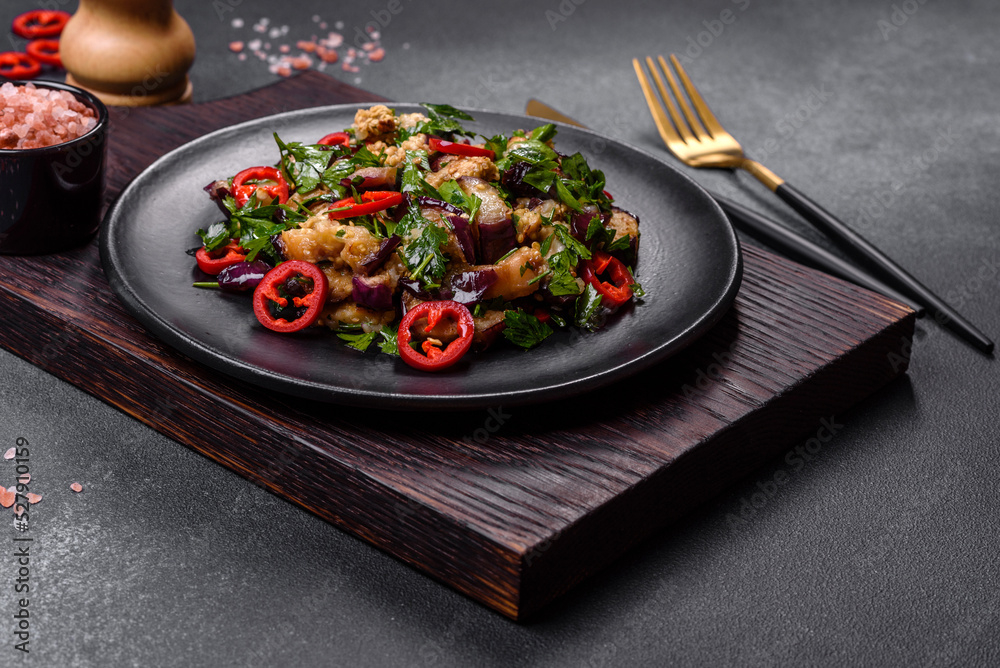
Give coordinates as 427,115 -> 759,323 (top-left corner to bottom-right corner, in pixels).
2,0 -> 999,666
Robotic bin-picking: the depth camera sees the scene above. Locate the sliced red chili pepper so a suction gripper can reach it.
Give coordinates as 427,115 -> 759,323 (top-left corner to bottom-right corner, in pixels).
12,10 -> 70,39
398,301 -> 475,372
579,250 -> 635,309
232,166 -> 290,208
25,39 -> 61,68
252,261 -> 329,333
428,136 -> 495,160
195,241 -> 246,275
0,52 -> 41,80
328,190 -> 404,219
533,308 -> 551,324
317,131 -> 350,147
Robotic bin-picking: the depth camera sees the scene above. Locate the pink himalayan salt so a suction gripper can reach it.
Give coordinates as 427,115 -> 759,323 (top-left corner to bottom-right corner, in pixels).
0,82 -> 97,150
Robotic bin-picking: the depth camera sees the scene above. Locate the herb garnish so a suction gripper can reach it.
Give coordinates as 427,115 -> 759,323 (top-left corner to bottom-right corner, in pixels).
198,196 -> 305,264
573,284 -> 605,331
502,309 -> 553,349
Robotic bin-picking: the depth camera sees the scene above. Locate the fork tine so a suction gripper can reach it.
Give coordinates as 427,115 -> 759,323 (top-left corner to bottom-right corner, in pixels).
657,55 -> 710,141
668,54 -> 726,138
632,58 -> 685,149
643,56 -> 696,144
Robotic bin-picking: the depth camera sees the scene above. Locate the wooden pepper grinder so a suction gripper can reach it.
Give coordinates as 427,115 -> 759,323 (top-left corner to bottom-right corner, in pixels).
60,0 -> 195,106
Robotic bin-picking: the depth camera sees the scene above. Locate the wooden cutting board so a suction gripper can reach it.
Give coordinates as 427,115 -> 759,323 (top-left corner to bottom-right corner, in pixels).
0,72 -> 914,620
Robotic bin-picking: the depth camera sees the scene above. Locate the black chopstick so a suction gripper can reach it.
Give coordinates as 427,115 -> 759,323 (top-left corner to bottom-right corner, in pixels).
773,184 -> 993,354
710,192 -> 925,316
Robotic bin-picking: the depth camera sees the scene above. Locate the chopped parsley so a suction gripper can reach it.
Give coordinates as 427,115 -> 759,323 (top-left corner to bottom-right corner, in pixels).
438,180 -> 481,221
198,195 -> 305,264
337,330 -> 379,352
395,212 -> 450,287
502,309 -> 553,349
399,103 -> 476,141
585,215 -> 631,253
335,327 -> 399,355
573,283 -> 605,331
377,327 -> 399,355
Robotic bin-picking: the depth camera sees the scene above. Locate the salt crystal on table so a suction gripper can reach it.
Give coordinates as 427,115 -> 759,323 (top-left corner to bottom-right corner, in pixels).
232,18 -> 244,28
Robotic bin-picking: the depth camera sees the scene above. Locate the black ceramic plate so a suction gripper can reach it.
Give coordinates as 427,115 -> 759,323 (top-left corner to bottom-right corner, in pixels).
100,104 -> 742,410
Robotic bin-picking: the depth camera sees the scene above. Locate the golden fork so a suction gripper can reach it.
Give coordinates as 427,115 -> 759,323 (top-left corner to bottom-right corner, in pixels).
632,54 -> 993,354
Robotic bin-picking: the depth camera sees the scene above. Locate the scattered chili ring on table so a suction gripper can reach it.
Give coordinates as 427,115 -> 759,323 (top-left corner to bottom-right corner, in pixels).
0,52 -> 41,80
11,10 -> 70,39
398,301 -> 475,372
428,136 -> 495,160
252,261 -> 329,333
195,241 -> 247,275
231,166 -> 289,207
25,39 -> 61,68
328,190 -> 404,219
579,250 -> 635,309
317,131 -> 350,147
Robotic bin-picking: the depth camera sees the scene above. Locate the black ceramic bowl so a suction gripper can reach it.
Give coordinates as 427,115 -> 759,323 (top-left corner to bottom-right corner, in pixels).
0,79 -> 108,254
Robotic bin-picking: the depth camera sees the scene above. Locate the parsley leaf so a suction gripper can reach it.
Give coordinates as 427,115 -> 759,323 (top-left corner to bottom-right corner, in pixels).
197,221 -> 231,250
482,133 -> 508,160
438,180 -> 481,220
337,330 -> 378,352
407,103 -> 476,139
502,309 -> 553,349
553,224 -> 591,260
496,139 -> 559,172
421,103 -> 474,121
554,178 -> 584,212
274,133 -> 334,193
546,250 -> 583,296
573,284 -> 605,331
377,328 -> 399,355
399,150 -> 439,199
202,195 -> 305,263
529,123 -> 558,143
584,215 -> 631,253
398,221 -> 450,287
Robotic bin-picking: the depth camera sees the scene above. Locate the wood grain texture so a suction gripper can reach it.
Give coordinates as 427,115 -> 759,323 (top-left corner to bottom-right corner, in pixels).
0,71 -> 915,620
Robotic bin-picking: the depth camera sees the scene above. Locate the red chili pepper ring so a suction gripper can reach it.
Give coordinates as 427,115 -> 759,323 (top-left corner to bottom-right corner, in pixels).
195,241 -> 246,275
26,39 -> 61,68
579,250 -> 635,310
232,166 -> 289,208
317,131 -> 350,147
398,301 -> 475,372
252,261 -> 329,333
12,10 -> 71,39
0,52 -> 41,80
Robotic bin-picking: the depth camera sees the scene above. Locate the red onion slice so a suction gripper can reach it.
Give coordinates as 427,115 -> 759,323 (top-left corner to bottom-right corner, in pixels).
352,275 -> 394,311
